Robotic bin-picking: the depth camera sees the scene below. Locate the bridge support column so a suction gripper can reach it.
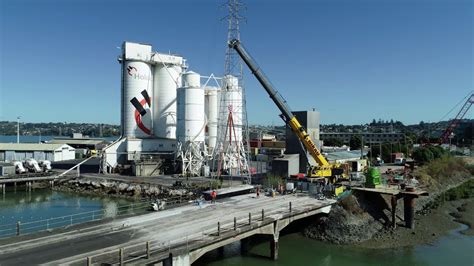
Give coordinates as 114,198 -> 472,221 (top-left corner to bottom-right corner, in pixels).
270,236 -> 279,260
162,254 -> 172,266
404,195 -> 416,229
172,253 -> 190,266
391,196 -> 397,228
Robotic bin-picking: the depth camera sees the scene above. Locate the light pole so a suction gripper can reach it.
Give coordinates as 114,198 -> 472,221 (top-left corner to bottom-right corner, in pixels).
449,133 -> 455,151
16,116 -> 21,143
37,128 -> 42,143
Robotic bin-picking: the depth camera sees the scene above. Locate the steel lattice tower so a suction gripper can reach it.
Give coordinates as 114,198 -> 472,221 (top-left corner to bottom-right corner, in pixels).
213,0 -> 251,184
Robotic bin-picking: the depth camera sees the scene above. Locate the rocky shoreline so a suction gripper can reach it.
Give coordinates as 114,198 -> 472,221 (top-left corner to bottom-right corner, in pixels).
52,177 -> 200,201
304,175 -> 474,248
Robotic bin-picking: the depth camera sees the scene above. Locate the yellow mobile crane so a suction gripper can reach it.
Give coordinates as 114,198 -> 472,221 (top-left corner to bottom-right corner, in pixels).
229,39 -> 346,181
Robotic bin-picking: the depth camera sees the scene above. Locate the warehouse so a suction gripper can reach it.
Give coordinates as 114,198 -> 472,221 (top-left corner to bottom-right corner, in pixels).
0,143 -> 76,162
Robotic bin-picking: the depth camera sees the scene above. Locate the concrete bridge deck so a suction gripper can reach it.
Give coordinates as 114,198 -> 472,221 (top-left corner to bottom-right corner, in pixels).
0,193 -> 335,266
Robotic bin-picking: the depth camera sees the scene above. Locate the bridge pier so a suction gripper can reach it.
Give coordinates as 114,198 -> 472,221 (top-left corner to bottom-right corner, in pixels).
403,195 -> 416,229
160,253 -> 190,266
270,237 -> 279,260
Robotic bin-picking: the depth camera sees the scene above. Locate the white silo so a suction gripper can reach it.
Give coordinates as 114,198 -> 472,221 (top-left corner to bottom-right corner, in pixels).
153,64 -> 182,139
205,87 -> 219,154
222,75 -> 243,143
177,71 -> 205,143
212,74 -> 248,176
122,60 -> 153,138
176,71 -> 206,176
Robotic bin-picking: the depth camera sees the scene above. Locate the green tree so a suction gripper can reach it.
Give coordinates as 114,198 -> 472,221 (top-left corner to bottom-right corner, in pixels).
426,145 -> 447,159
324,138 -> 344,147
413,147 -> 434,163
349,135 -> 362,150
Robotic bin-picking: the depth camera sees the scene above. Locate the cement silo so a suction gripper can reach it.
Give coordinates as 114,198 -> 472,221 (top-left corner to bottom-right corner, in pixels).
122,61 -> 153,138
177,71 -> 206,176
153,64 -> 182,139
205,87 -> 219,154
212,74 -> 248,176
222,75 -> 243,143
177,71 -> 205,142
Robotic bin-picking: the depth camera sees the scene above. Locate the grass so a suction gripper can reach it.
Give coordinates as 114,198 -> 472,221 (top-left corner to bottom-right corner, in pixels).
414,156 -> 472,189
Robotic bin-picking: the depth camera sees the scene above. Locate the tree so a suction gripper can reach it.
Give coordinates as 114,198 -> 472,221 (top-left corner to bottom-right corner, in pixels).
324,138 -> 344,147
349,135 -> 362,150
426,145 -> 447,159
412,147 -> 434,163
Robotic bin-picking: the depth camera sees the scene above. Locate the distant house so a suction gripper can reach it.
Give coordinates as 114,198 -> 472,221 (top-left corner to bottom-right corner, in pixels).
48,138 -> 107,150
0,143 -> 76,162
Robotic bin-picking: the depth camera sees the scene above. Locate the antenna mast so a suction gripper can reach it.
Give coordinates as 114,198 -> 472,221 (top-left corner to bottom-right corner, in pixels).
214,0 -> 251,184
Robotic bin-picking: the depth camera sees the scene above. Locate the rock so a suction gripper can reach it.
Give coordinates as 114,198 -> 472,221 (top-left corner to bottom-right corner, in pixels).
118,183 -> 129,192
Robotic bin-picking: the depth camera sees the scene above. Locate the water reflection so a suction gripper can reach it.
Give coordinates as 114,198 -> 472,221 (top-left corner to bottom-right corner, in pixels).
0,188 -> 136,228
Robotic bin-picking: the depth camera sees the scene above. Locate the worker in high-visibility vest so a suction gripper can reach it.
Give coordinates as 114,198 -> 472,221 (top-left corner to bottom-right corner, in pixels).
211,190 -> 217,203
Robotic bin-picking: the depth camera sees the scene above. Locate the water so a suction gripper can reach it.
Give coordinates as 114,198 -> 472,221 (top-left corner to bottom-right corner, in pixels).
0,135 -> 118,143
196,225 -> 473,266
0,188 -> 140,237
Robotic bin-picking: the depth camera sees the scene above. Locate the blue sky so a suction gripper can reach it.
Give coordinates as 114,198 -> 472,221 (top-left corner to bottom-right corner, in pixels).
0,0 -> 472,126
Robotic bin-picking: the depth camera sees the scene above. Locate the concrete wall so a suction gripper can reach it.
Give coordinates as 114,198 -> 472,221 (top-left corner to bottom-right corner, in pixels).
285,110 -> 320,173
271,154 -> 299,178
53,147 -> 75,161
2,151 -> 54,162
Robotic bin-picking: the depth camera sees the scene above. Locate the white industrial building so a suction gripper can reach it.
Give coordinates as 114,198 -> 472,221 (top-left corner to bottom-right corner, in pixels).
0,143 -> 76,162
102,41 -> 240,177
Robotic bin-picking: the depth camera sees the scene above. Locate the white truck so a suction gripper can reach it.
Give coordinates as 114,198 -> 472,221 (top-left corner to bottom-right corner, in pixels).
24,159 -> 42,173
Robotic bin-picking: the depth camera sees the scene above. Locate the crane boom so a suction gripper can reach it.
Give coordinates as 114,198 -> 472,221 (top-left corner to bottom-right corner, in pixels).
228,39 -> 331,171
440,93 -> 473,144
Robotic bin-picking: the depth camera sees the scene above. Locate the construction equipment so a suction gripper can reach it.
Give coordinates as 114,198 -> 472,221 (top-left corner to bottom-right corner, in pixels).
365,167 -> 381,188
228,39 -> 345,180
439,93 -> 473,144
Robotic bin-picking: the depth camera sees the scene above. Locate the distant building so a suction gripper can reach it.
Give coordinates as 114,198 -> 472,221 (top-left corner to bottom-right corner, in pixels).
0,143 -> 75,162
321,132 -> 404,144
49,138 -> 108,150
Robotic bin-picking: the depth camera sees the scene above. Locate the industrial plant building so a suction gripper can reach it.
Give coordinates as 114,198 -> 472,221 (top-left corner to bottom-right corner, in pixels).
0,143 -> 76,162
320,132 -> 404,144
102,42 -> 247,177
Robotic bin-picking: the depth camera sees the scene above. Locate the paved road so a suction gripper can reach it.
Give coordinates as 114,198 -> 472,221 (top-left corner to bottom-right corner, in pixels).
0,193 -> 334,265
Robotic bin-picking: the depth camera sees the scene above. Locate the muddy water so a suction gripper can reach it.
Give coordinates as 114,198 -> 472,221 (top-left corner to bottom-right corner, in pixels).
195,224 -> 473,266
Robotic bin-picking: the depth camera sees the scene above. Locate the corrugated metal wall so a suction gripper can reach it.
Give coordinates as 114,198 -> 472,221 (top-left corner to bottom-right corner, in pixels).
1,151 -> 54,162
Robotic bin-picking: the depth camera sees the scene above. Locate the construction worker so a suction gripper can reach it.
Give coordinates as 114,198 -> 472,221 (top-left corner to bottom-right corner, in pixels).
211,190 -> 217,204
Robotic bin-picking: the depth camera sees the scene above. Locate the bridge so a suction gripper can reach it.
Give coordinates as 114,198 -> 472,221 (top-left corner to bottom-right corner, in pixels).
0,193 -> 335,265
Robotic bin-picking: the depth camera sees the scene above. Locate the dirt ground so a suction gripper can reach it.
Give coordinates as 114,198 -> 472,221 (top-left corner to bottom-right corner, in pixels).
359,198 -> 474,249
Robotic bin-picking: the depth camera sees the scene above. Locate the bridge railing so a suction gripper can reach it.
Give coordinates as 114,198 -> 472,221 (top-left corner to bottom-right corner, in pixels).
0,190 -> 196,239
0,201 -> 150,238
